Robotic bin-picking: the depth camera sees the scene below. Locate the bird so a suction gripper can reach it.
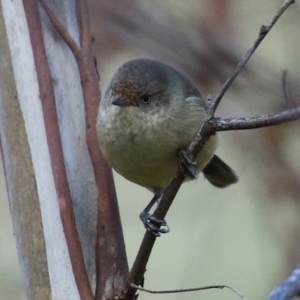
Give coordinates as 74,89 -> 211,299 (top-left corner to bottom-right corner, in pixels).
97,58 -> 238,235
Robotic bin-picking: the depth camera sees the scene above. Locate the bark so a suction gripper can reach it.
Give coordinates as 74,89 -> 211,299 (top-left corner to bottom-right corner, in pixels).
0,1 -> 99,298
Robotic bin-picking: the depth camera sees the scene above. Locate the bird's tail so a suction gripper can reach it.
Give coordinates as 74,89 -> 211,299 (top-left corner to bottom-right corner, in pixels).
202,155 -> 238,188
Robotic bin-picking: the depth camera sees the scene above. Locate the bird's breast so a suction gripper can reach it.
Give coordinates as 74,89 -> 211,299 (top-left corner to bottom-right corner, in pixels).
97,104 -> 217,193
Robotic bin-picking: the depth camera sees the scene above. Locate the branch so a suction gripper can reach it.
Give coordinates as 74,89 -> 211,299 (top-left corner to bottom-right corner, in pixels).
214,108 -> 300,131
39,0 -> 80,56
196,107 -> 300,140
23,0 -> 93,299
124,1 -> 296,298
267,265 -> 300,300
209,0 -> 295,115
187,107 -> 300,162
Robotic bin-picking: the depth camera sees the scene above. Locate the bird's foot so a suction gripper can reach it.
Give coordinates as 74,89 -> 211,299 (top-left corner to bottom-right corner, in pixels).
139,211 -> 170,237
178,150 -> 197,178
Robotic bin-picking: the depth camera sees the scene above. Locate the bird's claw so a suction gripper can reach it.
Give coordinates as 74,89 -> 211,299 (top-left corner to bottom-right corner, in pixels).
139,211 -> 170,237
178,150 -> 197,178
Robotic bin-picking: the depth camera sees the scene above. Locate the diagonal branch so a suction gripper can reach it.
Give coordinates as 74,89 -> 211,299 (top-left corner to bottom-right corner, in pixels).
39,0 -> 80,56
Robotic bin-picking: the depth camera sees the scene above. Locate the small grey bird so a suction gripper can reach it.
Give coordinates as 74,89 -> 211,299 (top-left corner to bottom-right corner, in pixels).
97,59 -> 238,235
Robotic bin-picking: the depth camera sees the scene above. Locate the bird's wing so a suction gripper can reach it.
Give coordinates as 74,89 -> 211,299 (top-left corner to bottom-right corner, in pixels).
184,96 -> 207,110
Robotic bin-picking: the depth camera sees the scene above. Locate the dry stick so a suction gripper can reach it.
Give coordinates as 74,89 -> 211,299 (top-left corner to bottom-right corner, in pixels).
23,0 -> 93,299
40,0 -> 129,299
209,0 -> 296,115
130,283 -> 246,300
125,1 -> 296,299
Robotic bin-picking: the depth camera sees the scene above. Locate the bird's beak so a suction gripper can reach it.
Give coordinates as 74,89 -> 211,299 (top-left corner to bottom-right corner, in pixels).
112,95 -> 134,107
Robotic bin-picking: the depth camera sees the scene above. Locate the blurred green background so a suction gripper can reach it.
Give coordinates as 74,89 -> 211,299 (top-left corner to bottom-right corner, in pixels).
1,0 -> 300,299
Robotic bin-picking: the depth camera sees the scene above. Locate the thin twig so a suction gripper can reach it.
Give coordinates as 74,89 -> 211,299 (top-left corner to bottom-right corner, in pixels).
209,0 -> 295,115
24,0 -> 93,299
131,283 -> 246,300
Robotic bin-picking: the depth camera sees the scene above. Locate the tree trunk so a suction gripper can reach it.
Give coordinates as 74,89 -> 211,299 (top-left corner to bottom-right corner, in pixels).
0,1 -> 99,298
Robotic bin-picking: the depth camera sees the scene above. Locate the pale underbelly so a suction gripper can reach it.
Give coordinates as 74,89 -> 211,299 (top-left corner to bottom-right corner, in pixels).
104,135 -> 217,194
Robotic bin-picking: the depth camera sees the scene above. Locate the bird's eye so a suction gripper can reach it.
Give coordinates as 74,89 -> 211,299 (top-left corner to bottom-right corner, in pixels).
140,95 -> 151,104
109,88 -> 114,96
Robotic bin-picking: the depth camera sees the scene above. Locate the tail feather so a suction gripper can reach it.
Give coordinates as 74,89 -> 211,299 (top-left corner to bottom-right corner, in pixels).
202,155 -> 238,188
